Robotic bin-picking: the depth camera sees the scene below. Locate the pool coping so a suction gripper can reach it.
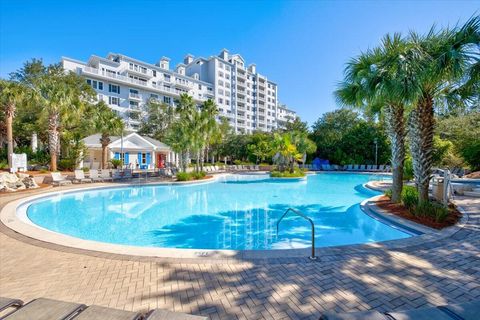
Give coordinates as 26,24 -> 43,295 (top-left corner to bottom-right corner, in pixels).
0,176 -> 470,263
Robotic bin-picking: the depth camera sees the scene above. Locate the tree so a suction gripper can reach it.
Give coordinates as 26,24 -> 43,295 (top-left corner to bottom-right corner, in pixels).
282,117 -> 309,134
0,80 -> 26,168
92,102 -> 124,169
138,99 -> 175,141
198,99 -> 219,170
166,94 -> 198,172
335,34 -> 412,203
406,17 -> 479,202
272,133 -> 302,172
311,109 -> 389,165
12,60 -> 95,171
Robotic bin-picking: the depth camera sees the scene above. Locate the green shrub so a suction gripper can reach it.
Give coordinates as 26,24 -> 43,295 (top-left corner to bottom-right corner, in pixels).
401,186 -> 418,212
58,159 -> 75,171
110,159 -> 123,169
403,157 -> 414,181
384,189 -> 392,198
176,172 -> 192,181
191,171 -> 206,179
415,201 -> 449,222
82,167 -> 89,173
270,169 -> 306,178
0,159 -> 8,170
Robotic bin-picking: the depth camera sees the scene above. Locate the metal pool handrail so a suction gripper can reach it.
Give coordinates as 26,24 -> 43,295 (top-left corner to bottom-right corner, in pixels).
276,208 -> 317,260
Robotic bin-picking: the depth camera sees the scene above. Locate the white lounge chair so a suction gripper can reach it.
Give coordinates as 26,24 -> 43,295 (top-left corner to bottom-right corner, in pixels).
51,172 -> 72,186
378,165 -> 386,172
73,170 -> 92,183
100,170 -> 113,181
359,165 -> 366,171
346,164 -> 353,171
88,169 -> 103,182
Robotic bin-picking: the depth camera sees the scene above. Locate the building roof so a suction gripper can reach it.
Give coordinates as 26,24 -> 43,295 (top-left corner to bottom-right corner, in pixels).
82,133 -> 170,150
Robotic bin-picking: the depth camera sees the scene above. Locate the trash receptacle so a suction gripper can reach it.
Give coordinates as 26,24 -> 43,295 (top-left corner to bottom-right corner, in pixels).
432,177 -> 444,201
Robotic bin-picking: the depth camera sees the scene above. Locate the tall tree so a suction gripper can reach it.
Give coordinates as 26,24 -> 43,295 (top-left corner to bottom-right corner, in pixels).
0,80 -> 26,168
407,17 -> 479,202
335,34 -> 413,203
92,101 -> 125,169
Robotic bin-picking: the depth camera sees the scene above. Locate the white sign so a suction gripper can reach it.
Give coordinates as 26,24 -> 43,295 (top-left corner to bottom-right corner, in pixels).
11,153 -> 27,172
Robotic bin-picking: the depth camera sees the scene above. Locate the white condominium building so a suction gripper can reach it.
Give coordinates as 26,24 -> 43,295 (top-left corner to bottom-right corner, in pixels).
62,49 -> 296,133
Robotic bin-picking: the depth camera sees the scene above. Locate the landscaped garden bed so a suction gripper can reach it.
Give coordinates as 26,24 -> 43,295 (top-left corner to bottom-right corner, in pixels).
377,186 -> 461,229
175,171 -> 212,182
270,169 -> 306,178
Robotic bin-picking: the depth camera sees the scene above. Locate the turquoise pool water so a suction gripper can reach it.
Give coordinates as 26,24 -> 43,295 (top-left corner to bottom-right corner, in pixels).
25,173 -> 411,250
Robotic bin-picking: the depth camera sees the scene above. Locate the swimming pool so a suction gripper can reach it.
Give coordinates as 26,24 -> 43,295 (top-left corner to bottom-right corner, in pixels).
23,173 -> 411,250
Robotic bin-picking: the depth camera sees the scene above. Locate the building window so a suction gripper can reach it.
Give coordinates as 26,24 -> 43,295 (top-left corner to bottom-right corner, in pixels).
108,84 -> 120,94
109,96 -> 120,106
141,153 -> 147,164
164,96 -> 171,104
218,80 -> 223,86
198,84 -> 202,90
226,100 -> 230,105
218,89 -> 224,95
218,98 -> 223,104
153,70 -> 157,77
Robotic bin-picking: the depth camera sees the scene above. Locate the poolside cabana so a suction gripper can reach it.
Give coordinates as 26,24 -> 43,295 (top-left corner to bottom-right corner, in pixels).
81,133 -> 178,169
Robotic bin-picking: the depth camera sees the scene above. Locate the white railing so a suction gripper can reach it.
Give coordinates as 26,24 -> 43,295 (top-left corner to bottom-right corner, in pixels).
129,93 -> 141,99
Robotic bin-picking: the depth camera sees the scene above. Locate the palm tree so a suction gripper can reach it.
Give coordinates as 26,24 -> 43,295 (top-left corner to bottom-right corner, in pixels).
406,16 -> 479,202
166,93 -> 197,172
33,65 -> 94,171
199,99 -> 218,170
272,133 -> 302,172
0,80 -> 25,168
336,34 -> 417,203
92,102 -> 124,169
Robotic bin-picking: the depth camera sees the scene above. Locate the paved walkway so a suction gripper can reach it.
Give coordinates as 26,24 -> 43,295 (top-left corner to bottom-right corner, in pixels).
1,186 -> 479,320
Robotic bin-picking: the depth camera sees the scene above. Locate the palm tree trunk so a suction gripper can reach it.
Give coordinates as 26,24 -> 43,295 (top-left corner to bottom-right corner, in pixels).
384,104 -> 406,203
5,102 -> 14,169
408,94 -> 435,203
48,112 -> 60,171
100,134 -> 111,169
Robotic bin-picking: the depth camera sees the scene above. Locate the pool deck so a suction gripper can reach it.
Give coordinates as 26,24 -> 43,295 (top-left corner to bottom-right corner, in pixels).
1,181 -> 480,319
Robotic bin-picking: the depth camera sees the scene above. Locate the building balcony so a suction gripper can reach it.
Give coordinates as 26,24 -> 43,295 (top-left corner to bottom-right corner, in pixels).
175,80 -> 193,89
127,65 -> 153,78
129,93 -> 142,101
83,67 -> 149,88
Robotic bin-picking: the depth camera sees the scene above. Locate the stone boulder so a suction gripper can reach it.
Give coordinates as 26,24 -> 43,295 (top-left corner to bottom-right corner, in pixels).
0,172 -> 39,192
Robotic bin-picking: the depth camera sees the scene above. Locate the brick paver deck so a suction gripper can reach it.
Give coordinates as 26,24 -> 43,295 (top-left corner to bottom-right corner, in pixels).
1,186 -> 479,320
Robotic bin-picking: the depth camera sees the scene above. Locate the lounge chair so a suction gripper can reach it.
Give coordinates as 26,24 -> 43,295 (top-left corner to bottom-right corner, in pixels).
100,170 -> 113,181
73,170 -> 92,183
0,297 -> 23,316
112,170 -> 122,181
88,169 -> 103,182
366,165 -> 373,171
145,309 -> 208,320
345,164 -> 353,171
377,165 -> 385,172
359,165 -> 366,171
73,305 -> 142,320
384,165 -> 391,172
3,298 -> 85,320
51,172 -> 72,186
123,170 -> 133,179
254,165 -> 260,171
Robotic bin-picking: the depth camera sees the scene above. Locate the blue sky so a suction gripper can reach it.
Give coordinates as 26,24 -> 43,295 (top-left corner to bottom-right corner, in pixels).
0,0 -> 478,124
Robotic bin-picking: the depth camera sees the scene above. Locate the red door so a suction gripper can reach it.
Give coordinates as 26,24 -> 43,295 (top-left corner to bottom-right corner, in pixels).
157,154 -> 165,168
